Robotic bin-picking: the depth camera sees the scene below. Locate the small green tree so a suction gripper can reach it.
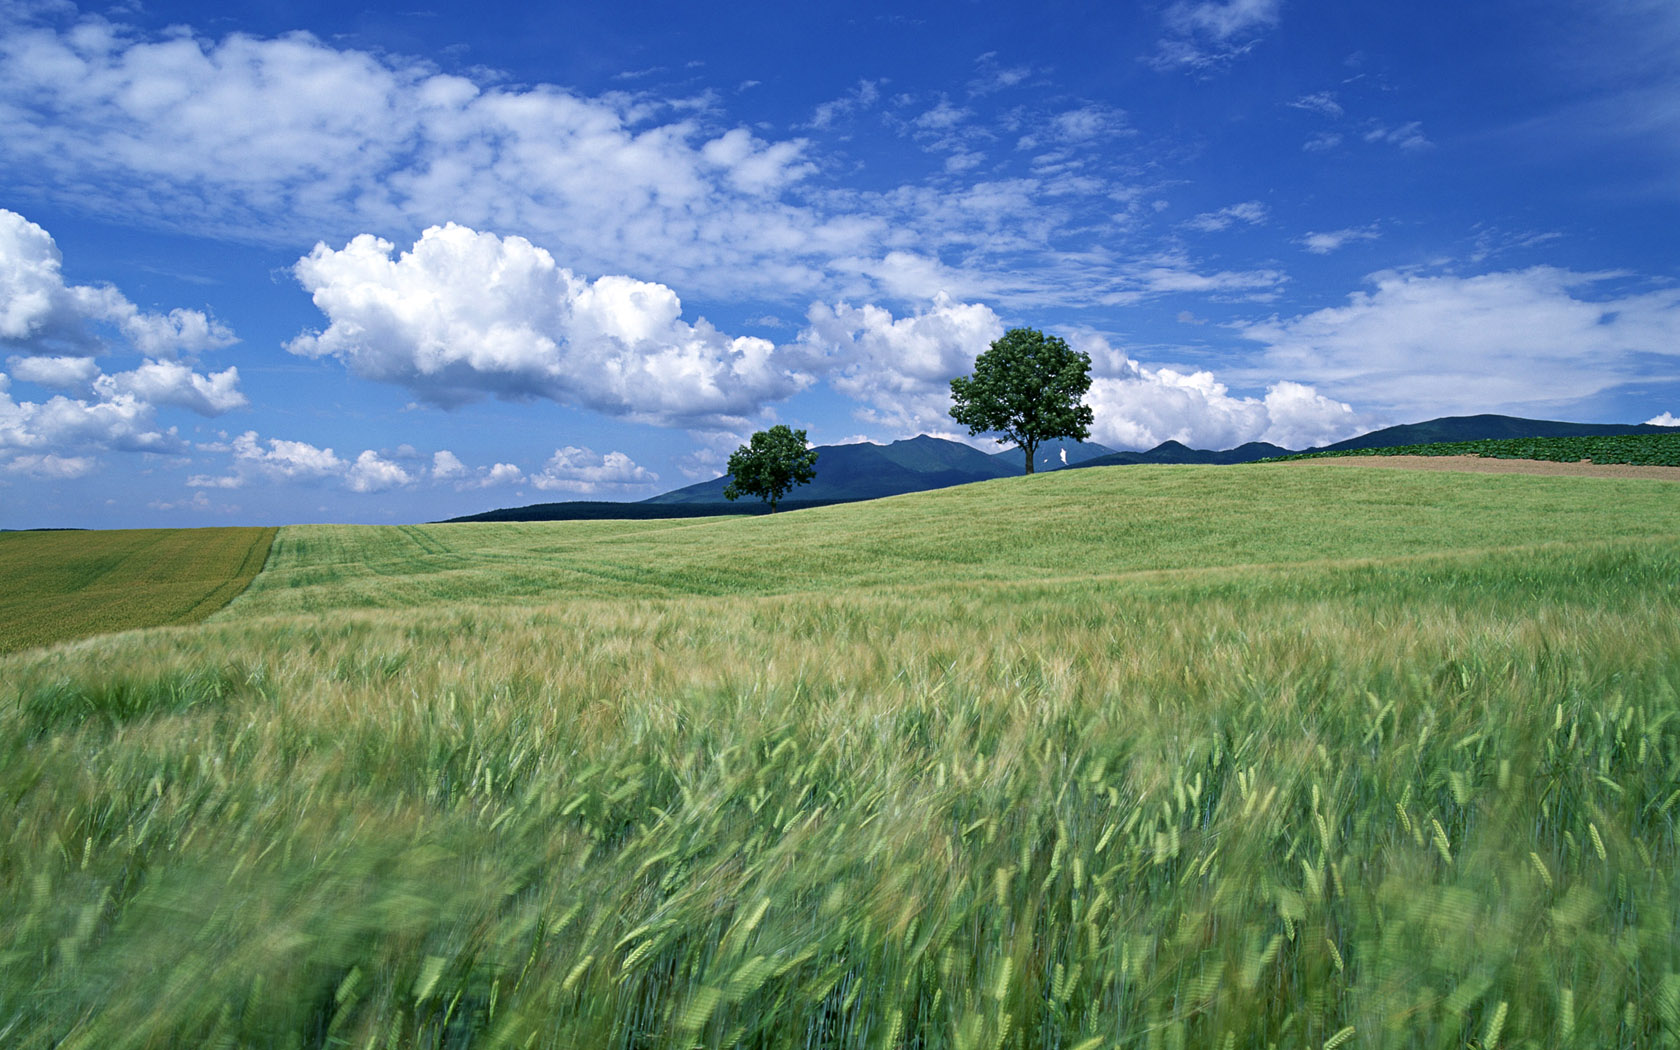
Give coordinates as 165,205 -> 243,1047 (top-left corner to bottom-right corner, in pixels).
723,425 -> 819,512
949,327 -> 1094,475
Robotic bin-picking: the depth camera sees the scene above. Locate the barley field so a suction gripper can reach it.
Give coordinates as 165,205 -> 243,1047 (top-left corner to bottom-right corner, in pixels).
0,526 -> 276,655
2,463 -> 1678,1049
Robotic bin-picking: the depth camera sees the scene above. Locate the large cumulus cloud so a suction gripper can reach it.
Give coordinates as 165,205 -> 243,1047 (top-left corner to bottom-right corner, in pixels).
795,293 -> 1006,436
287,223 -> 811,429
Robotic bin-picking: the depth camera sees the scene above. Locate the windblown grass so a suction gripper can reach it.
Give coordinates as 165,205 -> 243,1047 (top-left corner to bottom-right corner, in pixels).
0,526 -> 276,655
2,465 -> 1678,1048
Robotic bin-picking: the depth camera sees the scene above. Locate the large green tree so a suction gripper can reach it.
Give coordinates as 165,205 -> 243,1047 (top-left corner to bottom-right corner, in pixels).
949,327 -> 1094,475
723,425 -> 819,512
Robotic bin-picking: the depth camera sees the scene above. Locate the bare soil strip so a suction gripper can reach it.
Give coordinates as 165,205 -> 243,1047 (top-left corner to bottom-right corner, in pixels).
1303,454 -> 1680,481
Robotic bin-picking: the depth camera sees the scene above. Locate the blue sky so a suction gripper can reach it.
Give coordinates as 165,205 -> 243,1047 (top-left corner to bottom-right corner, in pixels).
1,0 -> 1677,528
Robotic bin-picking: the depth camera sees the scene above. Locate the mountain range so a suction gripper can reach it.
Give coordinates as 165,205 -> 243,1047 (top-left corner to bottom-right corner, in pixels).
642,435 -> 1115,505
444,415 -> 1675,522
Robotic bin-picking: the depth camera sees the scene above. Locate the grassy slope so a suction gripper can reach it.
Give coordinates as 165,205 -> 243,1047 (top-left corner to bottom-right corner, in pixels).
229,462 -> 1678,615
3,464 -> 1679,1049
0,526 -> 276,655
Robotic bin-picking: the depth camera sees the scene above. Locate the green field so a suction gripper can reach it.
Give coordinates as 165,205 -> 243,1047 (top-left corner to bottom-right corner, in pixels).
1278,431 -> 1680,466
0,526 -> 277,655
3,463 -> 1679,1049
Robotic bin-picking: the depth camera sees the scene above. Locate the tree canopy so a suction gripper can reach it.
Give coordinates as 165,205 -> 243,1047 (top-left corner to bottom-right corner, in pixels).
949,327 -> 1093,475
723,425 -> 819,512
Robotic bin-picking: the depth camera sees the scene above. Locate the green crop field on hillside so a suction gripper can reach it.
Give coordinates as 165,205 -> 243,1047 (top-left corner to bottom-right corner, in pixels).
0,526 -> 276,655
1280,431 -> 1680,466
3,463 -> 1679,1049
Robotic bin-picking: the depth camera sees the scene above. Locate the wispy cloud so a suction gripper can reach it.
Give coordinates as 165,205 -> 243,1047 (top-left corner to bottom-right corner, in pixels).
1362,121 -> 1431,151
805,78 -> 882,130
967,53 -> 1034,96
1239,268 -> 1680,416
0,11 -> 1164,317
1183,201 -> 1268,233
1289,92 -> 1343,118
0,16 -> 839,301
1149,0 -> 1282,71
1299,226 -> 1381,254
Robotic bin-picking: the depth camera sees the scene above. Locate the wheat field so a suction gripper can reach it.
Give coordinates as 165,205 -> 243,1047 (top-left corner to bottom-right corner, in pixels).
2,463 -> 1678,1049
0,526 -> 276,655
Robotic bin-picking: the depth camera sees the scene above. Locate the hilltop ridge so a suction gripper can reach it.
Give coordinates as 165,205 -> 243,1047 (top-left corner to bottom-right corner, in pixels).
447,413 -> 1674,522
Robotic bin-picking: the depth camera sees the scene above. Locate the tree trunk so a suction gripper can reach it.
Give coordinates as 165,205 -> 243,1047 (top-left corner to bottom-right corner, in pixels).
1023,441 -> 1036,475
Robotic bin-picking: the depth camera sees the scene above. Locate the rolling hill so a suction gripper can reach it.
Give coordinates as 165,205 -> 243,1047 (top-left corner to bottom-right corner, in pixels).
449,413 -> 1675,522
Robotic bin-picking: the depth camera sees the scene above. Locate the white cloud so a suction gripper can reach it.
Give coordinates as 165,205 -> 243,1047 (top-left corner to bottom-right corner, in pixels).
674,429 -> 747,481
0,373 -> 183,462
1015,104 -> 1131,151
0,209 -> 235,358
1135,263 -> 1285,296
183,472 -> 244,489
1300,226 -> 1381,254
968,58 -> 1032,96
0,211 -> 246,476
7,354 -> 99,390
148,491 -> 214,512
1,452 -> 97,479
287,223 -> 811,428
1070,331 -> 1364,451
1152,0 -> 1281,69
1303,132 -> 1343,152
431,449 -> 467,480
1052,105 -> 1121,142
789,294 -> 1358,450
346,449 -> 412,493
795,293 -> 1005,436
532,446 -> 658,493
806,79 -> 881,130
0,19 -> 858,301
483,462 -> 526,486
1239,268 -> 1680,417
1183,201 -> 1268,233
915,100 -> 972,131
94,358 -> 246,415
108,305 -> 237,358
1646,412 -> 1679,427
228,430 -> 345,480
1363,121 -> 1431,151
190,429 -> 425,493
1165,0 -> 1282,41
0,17 -> 1163,313
1289,92 -> 1343,118
432,449 -> 526,489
